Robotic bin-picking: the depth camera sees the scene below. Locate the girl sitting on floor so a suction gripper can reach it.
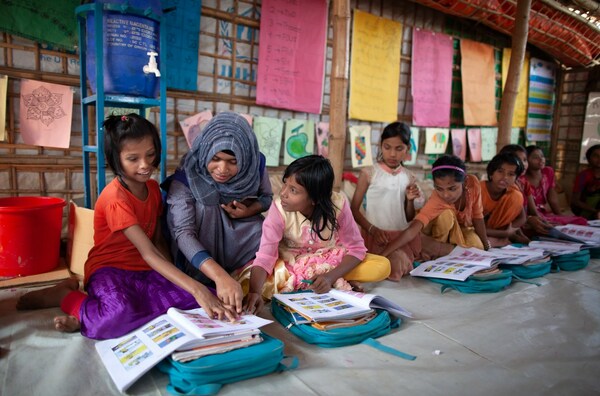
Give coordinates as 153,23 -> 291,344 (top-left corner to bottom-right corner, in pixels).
480,153 -> 529,247
571,144 -> 600,220
16,114 -> 237,339
240,155 -> 391,314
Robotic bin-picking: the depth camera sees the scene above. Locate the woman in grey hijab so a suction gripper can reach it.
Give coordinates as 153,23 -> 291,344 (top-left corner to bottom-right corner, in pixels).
164,112 -> 273,314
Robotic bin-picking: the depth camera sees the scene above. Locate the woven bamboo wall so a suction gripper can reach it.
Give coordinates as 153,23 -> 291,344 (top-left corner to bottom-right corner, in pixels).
0,0 -> 590,215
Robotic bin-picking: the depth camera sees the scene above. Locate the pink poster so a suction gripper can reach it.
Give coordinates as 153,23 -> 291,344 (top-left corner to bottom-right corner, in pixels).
411,28 -> 454,127
316,122 -> 329,157
256,0 -> 328,114
179,110 -> 213,148
467,128 -> 482,162
19,79 -> 73,148
451,128 -> 467,161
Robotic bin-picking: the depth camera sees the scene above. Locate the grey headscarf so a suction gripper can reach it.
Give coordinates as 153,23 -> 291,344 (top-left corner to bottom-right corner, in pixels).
184,112 -> 261,206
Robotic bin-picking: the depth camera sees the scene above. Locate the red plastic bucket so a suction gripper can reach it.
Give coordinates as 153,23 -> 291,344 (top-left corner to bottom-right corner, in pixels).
0,197 -> 66,277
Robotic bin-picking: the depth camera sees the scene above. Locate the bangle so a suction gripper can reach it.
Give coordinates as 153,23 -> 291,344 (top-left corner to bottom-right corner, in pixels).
368,224 -> 375,234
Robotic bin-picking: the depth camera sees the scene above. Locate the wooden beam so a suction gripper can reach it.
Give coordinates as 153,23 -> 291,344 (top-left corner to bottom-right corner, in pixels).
497,0 -> 531,151
329,0 -> 351,191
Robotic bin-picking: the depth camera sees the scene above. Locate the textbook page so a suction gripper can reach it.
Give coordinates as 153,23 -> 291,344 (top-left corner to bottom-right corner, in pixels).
410,260 -> 487,281
273,292 -> 373,321
328,289 -> 413,318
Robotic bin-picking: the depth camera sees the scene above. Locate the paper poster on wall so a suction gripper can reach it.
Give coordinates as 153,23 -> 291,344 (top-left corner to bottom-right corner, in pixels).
240,113 -> 253,126
0,75 -> 7,141
19,79 -> 73,149
256,0 -> 328,114
163,0 -> 201,91
179,110 -> 213,148
349,10 -> 402,123
526,58 -> 555,142
501,48 -> 529,128
411,28 -> 454,127
253,116 -> 284,167
316,122 -> 329,158
480,127 -> 498,161
579,92 -> 600,163
451,128 -> 467,161
424,128 -> 449,154
283,119 -> 315,165
510,128 -> 521,144
404,126 -> 420,165
460,39 -> 497,126
467,128 -> 482,162
349,125 -> 373,168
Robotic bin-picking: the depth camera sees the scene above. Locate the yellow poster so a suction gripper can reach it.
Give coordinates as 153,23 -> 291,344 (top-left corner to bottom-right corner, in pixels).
461,39 -> 497,126
0,75 -> 7,141
349,10 -> 402,123
502,48 -> 530,128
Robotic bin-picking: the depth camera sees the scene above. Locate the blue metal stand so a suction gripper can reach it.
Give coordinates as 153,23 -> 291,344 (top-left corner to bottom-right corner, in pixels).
76,3 -> 167,208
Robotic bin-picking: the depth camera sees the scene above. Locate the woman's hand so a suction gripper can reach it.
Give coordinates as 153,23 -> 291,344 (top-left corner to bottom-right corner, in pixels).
221,201 -> 252,219
242,292 -> 264,315
214,275 -> 244,314
527,215 -> 552,235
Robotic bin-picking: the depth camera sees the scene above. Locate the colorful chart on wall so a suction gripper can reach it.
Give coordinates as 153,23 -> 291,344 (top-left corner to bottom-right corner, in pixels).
467,128 -> 482,162
163,0 -> 201,91
349,125 -> 373,168
501,48 -> 529,128
579,92 -> 600,163
0,75 -> 7,141
424,128 -> 449,154
526,58 -> 556,142
404,126 -> 420,165
316,122 -> 329,158
349,10 -> 402,123
451,128 -> 467,161
253,116 -> 284,167
19,79 -> 73,149
179,110 -> 213,148
256,0 -> 328,114
411,28 -> 454,127
480,127 -> 498,161
460,39 -> 497,126
283,119 -> 315,165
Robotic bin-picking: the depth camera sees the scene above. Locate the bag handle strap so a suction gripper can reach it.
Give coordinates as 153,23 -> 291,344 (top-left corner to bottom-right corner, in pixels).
361,338 -> 416,361
511,273 -> 542,287
279,355 -> 299,371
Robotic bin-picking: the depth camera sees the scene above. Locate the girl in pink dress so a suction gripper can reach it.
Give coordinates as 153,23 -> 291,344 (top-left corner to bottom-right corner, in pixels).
522,145 -> 587,226
240,155 -> 390,314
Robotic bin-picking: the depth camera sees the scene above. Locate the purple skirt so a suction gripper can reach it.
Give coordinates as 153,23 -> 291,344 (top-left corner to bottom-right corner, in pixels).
80,267 -> 200,340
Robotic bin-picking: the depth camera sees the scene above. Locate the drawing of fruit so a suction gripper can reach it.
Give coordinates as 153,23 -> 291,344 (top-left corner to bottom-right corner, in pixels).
286,124 -> 310,159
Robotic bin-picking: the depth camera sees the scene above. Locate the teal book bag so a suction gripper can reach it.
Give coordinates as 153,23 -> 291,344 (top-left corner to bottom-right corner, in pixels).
424,269 -> 514,293
551,249 -> 590,272
271,298 -> 399,348
158,333 -> 298,396
500,258 -> 553,280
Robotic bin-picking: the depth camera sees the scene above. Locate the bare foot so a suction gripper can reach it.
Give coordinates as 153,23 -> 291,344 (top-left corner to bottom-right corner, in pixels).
16,278 -> 80,310
54,315 -> 81,333
349,280 -> 364,292
387,273 -> 402,282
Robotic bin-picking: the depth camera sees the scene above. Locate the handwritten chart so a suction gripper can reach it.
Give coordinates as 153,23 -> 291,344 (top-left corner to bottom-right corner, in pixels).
256,0 -> 328,114
349,10 -> 402,123
411,28 -> 454,127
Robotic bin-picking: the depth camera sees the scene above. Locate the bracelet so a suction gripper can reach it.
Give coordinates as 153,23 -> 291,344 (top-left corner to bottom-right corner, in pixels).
368,224 -> 375,234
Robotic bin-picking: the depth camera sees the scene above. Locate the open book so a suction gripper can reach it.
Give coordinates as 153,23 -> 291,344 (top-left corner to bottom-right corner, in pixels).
272,289 -> 412,323
95,308 -> 272,393
547,225 -> 600,247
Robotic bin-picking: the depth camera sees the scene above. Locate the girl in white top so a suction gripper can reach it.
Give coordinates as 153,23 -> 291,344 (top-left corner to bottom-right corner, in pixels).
351,122 -> 450,280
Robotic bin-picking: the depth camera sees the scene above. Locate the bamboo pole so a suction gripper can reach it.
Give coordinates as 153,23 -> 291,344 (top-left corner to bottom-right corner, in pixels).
329,0 -> 351,191
497,0 -> 531,151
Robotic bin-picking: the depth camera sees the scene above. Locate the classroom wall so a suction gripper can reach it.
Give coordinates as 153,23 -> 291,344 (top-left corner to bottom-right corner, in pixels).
0,0 -> 592,218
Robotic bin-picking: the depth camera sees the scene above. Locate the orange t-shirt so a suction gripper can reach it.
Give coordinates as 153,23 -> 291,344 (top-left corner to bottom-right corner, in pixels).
83,178 -> 162,286
480,181 -> 523,229
415,174 -> 483,228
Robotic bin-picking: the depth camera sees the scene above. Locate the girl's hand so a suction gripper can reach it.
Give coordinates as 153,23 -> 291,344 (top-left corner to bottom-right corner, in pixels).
191,286 -> 239,322
214,275 -> 244,314
372,227 -> 389,246
527,215 -> 552,235
242,292 -> 264,315
406,183 -> 421,201
308,273 -> 333,294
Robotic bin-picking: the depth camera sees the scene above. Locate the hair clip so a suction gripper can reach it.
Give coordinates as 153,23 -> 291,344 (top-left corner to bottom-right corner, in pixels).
121,115 -> 128,122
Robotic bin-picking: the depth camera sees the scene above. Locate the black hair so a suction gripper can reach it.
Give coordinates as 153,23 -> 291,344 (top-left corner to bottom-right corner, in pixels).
283,155 -> 338,241
525,145 -> 543,157
103,113 -> 161,176
486,153 -> 525,179
431,155 -> 467,183
378,122 -> 411,162
498,144 -> 526,156
585,144 -> 600,162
